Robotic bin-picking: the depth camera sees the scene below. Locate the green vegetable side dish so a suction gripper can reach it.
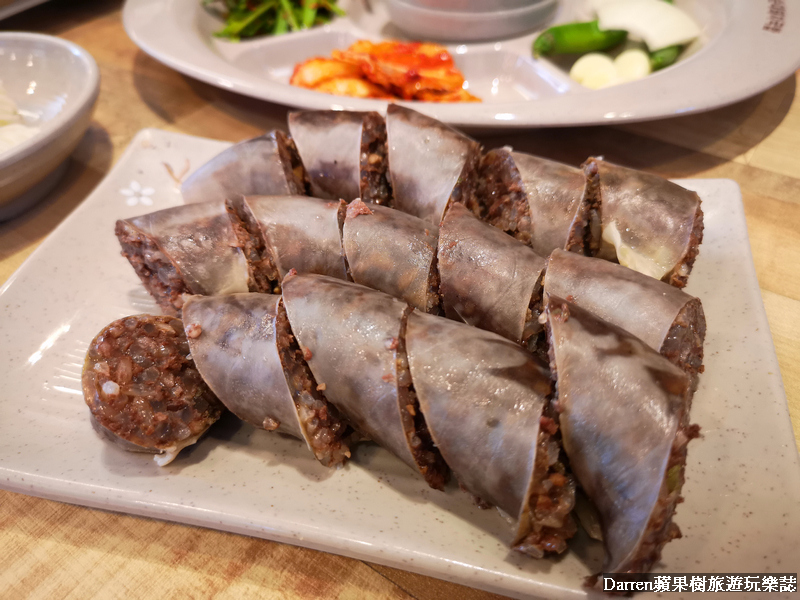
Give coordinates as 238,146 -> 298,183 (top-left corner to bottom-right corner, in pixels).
533,0 -> 686,71
533,21 -> 627,57
204,0 -> 346,41
649,44 -> 682,71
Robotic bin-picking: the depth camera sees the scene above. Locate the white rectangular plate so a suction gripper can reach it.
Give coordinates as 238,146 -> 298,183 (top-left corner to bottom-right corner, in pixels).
1,129 -> 799,600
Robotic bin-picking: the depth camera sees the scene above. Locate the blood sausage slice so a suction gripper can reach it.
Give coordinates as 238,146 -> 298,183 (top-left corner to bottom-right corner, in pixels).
82,314 -> 224,466
406,311 -> 576,556
386,105 -> 480,224
545,249 -> 705,375
288,110 -> 391,205
182,131 -> 307,204
237,195 -> 348,284
438,202 -> 546,345
281,274 -> 447,489
183,293 -> 351,467
545,296 -> 698,576
116,201 -> 250,314
479,149 -> 597,256
343,200 -> 440,313
584,157 -> 703,287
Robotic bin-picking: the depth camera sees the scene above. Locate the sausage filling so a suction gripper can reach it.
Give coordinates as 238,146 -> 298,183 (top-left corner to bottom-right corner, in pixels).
521,270 -> 546,355
277,131 -> 310,195
226,197 -> 281,294
514,411 -> 578,558
661,298 -> 706,380
334,200 -> 352,281
360,113 -> 392,206
477,149 -> 532,241
580,159 -> 605,258
565,165 -> 601,256
397,308 -> 449,490
115,221 -> 190,315
82,315 -> 223,451
669,204 -> 704,288
275,300 -> 352,468
231,198 -> 285,294
425,251 -> 443,315
450,149 -> 482,222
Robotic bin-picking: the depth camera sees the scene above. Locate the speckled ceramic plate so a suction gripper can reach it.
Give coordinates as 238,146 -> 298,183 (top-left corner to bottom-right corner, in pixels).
1,129 -> 798,600
121,0 -> 800,128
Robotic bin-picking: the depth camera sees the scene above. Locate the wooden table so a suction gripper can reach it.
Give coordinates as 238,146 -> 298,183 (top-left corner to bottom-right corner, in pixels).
1,1 -> 798,598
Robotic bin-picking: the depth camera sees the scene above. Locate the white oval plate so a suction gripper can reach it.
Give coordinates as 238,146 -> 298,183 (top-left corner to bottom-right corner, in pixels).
0,129 -> 799,599
122,0 -> 800,129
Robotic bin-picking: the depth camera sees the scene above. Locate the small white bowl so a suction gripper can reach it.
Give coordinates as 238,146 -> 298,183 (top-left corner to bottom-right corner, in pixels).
0,33 -> 99,221
386,0 -> 557,43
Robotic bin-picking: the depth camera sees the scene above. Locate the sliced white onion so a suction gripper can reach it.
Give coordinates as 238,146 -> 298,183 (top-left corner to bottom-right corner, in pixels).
614,48 -> 652,82
597,0 -> 701,51
570,53 -> 619,90
602,221 -> 673,280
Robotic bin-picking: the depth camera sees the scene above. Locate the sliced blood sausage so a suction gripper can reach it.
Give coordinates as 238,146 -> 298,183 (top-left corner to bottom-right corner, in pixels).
343,200 -> 440,313
288,110 -> 391,205
584,157 -> 703,287
82,314 -> 224,466
183,293 -> 351,468
478,149 -> 597,257
236,195 -> 348,284
281,274 -> 447,489
544,296 -> 698,577
181,131 -> 307,204
438,202 -> 546,346
116,201 -> 250,314
405,310 -> 576,557
386,105 -> 481,224
544,249 -> 705,376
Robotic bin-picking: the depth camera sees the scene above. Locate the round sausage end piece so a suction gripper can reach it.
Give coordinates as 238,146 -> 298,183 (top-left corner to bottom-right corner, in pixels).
82,314 -> 224,458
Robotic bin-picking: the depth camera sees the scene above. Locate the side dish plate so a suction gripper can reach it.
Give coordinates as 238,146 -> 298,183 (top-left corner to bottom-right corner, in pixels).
122,0 -> 800,128
0,129 -> 798,600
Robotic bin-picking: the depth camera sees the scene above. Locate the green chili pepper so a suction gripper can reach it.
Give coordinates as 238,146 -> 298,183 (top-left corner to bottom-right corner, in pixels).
650,45 -> 683,71
533,20 -> 627,57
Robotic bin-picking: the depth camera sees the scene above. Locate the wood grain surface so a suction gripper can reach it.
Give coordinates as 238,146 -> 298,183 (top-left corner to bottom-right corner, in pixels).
1,1 -> 798,598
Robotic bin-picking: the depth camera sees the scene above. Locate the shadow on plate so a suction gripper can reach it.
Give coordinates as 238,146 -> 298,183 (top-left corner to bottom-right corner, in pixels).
99,410 -> 336,484
350,439 -> 608,577
175,412 -> 340,483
